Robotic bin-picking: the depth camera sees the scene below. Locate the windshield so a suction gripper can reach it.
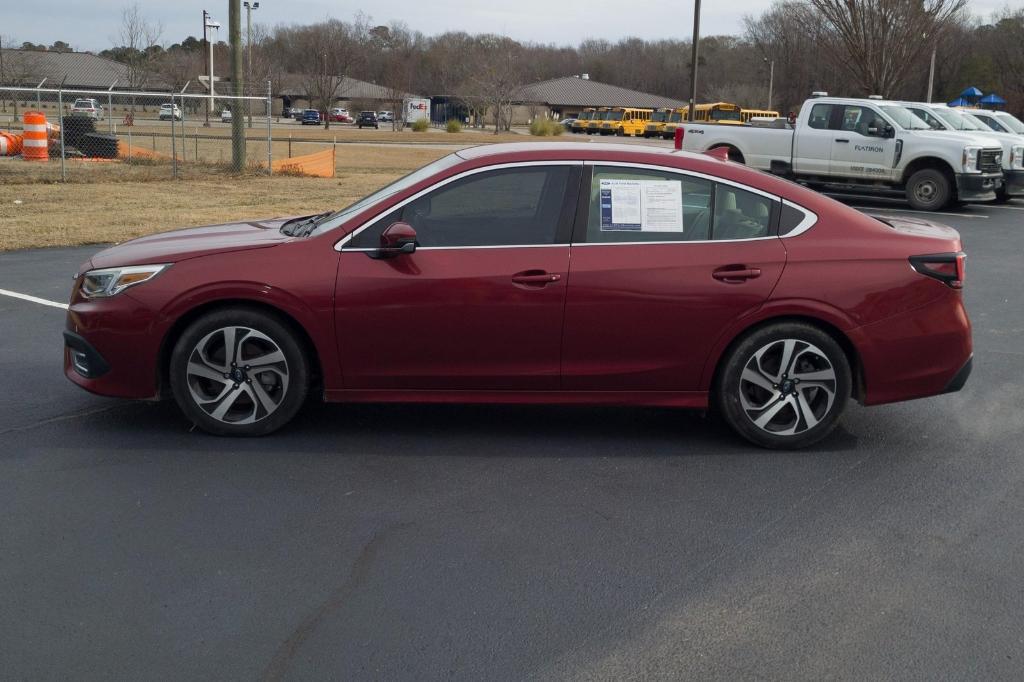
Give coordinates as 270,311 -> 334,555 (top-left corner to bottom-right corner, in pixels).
995,112 -> 1024,134
309,153 -> 463,236
669,112 -> 682,122
879,105 -> 930,130
606,111 -> 624,121
933,108 -> 985,131
651,111 -> 668,123
711,109 -> 742,121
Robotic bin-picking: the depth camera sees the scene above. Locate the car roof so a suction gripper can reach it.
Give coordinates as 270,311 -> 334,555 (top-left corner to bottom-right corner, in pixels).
456,141 -> 679,160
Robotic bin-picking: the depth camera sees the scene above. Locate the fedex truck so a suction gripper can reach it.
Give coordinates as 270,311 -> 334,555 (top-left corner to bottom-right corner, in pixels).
403,98 -> 431,127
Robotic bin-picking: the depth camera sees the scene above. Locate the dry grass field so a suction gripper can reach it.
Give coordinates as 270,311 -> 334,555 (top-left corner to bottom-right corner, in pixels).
0,143 -> 455,251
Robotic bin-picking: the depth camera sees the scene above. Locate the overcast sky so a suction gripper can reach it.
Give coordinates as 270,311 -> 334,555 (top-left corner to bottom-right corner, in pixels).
3,0 -> 1012,52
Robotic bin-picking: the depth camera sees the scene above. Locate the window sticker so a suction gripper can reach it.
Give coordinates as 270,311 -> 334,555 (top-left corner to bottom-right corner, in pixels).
599,179 -> 684,232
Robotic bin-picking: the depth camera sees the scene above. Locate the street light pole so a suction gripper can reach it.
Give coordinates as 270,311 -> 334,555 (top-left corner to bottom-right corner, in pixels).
229,0 -> 245,171
687,0 -> 701,124
764,58 -> 775,111
926,45 -> 937,103
243,1 -> 259,128
203,10 -> 220,127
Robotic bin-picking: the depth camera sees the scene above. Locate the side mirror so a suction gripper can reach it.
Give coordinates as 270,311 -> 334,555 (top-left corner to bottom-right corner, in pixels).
885,124 -> 896,138
370,221 -> 417,259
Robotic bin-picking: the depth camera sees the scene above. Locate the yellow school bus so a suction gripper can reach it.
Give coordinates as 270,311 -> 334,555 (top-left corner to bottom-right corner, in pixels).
740,108 -> 780,123
599,107 -> 653,136
660,108 -> 689,139
585,107 -> 610,134
571,108 -> 595,134
692,102 -> 744,124
642,108 -> 673,138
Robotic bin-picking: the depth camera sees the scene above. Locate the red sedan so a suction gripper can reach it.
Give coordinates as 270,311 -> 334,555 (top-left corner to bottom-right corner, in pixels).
63,143 -> 972,448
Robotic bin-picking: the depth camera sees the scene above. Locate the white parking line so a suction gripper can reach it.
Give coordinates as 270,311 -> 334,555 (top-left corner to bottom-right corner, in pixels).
0,288 -> 69,310
987,204 -> 1024,212
849,206 -> 989,219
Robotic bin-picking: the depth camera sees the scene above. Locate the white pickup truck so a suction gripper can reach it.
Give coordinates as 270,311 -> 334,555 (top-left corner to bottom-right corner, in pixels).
898,102 -> 1024,203
679,95 -> 1004,211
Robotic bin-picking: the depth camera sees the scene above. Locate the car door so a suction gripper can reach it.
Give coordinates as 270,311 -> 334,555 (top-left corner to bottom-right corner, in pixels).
828,104 -> 897,180
792,102 -> 835,175
561,164 -> 788,391
334,162 -> 581,390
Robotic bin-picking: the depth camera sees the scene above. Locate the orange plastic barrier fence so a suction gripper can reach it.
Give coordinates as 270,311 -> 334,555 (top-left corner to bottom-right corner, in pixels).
116,140 -> 169,160
272,147 -> 336,178
0,131 -> 23,156
22,111 -> 49,161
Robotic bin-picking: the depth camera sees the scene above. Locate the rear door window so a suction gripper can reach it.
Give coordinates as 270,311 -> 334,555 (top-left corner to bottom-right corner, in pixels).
582,166 -> 713,243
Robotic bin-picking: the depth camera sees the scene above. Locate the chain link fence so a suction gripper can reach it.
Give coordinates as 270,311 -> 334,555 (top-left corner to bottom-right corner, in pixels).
0,83 -> 296,183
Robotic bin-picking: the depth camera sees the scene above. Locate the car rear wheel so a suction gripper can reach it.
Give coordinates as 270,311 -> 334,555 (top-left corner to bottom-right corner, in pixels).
169,308 -> 309,436
715,323 -> 851,449
906,168 -> 951,211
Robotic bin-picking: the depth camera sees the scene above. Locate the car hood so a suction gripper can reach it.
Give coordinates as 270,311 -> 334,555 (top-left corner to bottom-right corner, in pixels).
910,129 -> 1001,149
86,217 -> 301,270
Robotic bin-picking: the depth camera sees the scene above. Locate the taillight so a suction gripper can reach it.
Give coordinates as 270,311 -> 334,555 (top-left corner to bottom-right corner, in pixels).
674,126 -> 684,150
909,252 -> 965,289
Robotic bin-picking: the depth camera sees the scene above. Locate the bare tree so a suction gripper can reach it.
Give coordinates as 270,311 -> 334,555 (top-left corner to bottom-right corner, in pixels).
460,35 -> 524,133
371,23 -> 423,130
804,0 -> 969,96
278,19 -> 364,129
116,3 -> 164,91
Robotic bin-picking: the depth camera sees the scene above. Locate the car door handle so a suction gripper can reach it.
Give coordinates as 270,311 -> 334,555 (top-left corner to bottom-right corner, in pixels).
835,138 -> 850,143
712,267 -> 762,282
512,271 -> 561,286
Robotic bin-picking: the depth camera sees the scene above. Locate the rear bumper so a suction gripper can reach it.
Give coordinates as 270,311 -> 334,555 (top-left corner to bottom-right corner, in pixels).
954,172 -> 1002,202
942,355 -> 973,394
850,291 -> 972,406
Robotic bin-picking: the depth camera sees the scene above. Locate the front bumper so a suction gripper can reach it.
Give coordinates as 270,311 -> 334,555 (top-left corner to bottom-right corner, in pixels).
954,171 -> 1002,202
64,293 -> 162,399
1003,169 -> 1024,197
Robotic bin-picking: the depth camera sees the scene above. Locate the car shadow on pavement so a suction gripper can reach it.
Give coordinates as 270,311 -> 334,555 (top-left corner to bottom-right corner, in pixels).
64,397 -> 862,458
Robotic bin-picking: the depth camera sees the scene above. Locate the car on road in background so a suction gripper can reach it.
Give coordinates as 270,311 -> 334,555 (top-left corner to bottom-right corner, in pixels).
71,98 -> 104,120
63,142 -> 973,449
357,111 -> 379,129
329,108 -> 352,123
158,103 -> 183,121
679,95 -> 1004,211
559,118 -> 577,131
300,109 -> 322,126
220,108 -> 232,123
899,102 -> 1024,202
377,111 -> 394,123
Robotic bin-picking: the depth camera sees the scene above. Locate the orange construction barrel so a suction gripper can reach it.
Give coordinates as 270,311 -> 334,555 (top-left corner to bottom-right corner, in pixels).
22,111 -> 49,161
0,131 -> 24,156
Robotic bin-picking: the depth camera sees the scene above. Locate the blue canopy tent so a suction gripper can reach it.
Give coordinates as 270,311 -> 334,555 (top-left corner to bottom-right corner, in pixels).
948,97 -> 969,107
979,93 -> 1006,110
959,86 -> 983,103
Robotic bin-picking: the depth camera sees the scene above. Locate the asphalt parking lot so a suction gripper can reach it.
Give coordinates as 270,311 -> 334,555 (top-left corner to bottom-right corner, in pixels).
2,199 -> 1023,680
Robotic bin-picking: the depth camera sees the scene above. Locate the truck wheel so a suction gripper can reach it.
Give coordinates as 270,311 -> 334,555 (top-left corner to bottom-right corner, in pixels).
906,168 -> 951,211
994,185 -> 1011,204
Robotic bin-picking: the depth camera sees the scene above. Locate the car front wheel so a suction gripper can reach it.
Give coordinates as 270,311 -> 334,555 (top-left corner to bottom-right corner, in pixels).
169,307 -> 310,436
715,322 -> 851,449
906,168 -> 951,211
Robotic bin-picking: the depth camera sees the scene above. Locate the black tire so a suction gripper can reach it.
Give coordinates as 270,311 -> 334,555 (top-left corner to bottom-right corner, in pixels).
715,322 -> 851,449
905,167 -> 952,211
994,185 -> 1011,204
169,307 -> 310,436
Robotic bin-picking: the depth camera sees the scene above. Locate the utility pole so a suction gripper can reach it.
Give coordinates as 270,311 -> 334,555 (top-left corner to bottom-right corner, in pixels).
687,0 -> 701,124
764,58 -> 775,111
244,1 -> 259,128
229,0 -> 245,170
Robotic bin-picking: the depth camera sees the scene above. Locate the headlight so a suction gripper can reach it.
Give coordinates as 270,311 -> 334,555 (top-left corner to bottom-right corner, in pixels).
962,146 -> 982,173
80,264 -> 170,298
1012,145 -> 1024,171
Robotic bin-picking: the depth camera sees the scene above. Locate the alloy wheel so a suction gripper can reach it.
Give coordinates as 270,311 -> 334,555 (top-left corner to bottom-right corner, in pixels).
738,339 -> 837,436
185,326 -> 290,425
